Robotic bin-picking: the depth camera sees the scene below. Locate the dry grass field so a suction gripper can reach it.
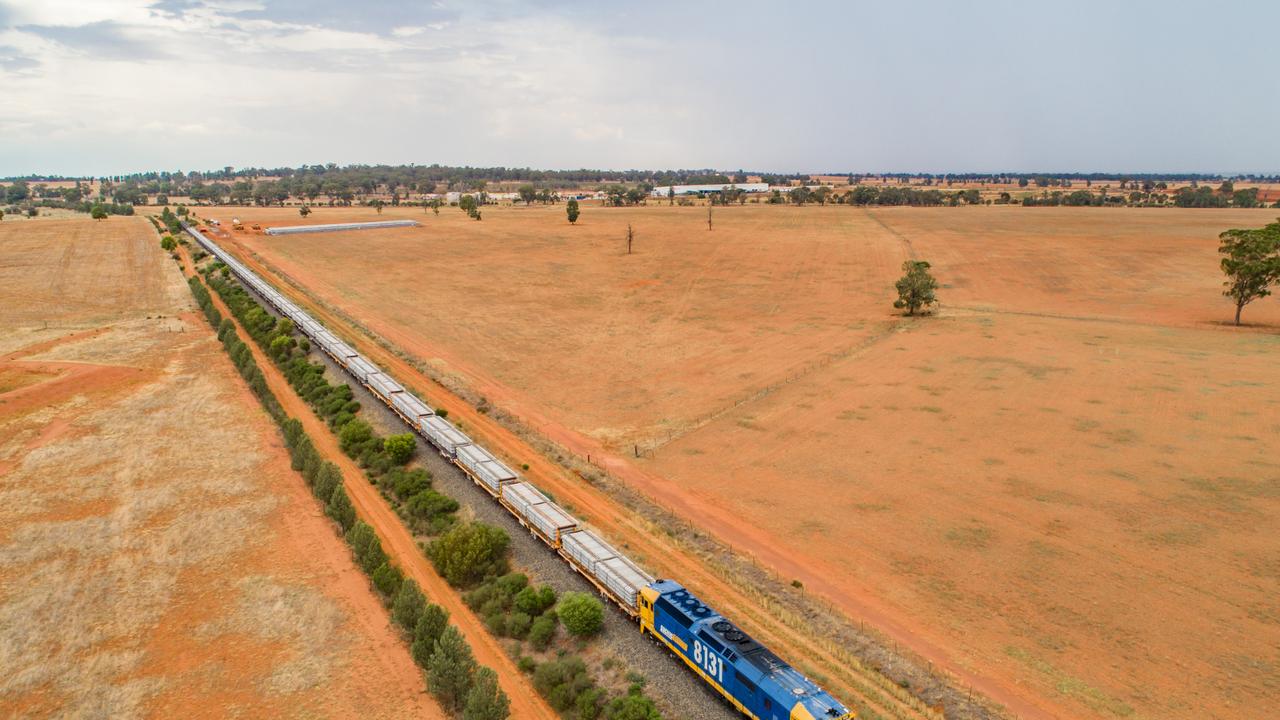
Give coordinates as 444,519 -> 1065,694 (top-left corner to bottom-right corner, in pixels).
0,217 -> 438,718
211,203 -> 1280,720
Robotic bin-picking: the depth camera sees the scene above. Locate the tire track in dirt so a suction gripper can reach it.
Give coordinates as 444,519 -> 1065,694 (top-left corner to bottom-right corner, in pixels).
208,234 -> 989,720
863,209 -> 916,260
177,244 -> 556,720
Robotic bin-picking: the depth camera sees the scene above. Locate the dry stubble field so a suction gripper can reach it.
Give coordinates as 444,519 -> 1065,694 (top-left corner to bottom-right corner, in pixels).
213,203 -> 1280,720
0,217 -> 437,718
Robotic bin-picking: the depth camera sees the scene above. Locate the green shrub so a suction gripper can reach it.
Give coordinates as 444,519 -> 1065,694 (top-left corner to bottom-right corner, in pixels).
345,521 -> 386,574
601,690 -> 661,720
463,667 -> 510,720
314,462 -> 341,502
485,611 -> 507,637
326,484 -> 356,532
384,433 -> 416,465
411,603 -> 450,667
302,450 -> 320,485
371,561 -> 404,598
427,522 -> 511,587
533,656 -> 594,713
515,585 -> 557,616
392,579 -> 426,632
517,655 -> 537,673
528,614 -> 557,651
339,418 -> 375,455
506,611 -> 532,640
576,687 -> 605,720
392,468 -> 432,499
495,572 -> 527,596
557,592 -> 604,638
428,625 -> 477,711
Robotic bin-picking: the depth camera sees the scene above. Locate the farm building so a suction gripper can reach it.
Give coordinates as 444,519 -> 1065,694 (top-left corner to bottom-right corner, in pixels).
650,182 -> 770,197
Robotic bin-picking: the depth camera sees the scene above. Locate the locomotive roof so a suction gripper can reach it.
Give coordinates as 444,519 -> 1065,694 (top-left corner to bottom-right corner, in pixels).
652,579 -> 850,718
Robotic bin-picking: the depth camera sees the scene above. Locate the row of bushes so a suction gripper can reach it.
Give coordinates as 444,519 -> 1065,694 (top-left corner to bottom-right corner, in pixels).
186,277 -> 283,421
200,256 -> 468,541
182,259 -> 510,720
205,270 -> 419,481
191,247 -> 663,720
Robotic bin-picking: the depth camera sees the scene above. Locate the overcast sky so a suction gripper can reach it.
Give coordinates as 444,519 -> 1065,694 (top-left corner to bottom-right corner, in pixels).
1,0 -> 1276,177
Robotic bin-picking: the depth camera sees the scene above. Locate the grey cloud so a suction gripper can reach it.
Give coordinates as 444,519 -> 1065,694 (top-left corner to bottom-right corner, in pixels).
0,45 -> 39,72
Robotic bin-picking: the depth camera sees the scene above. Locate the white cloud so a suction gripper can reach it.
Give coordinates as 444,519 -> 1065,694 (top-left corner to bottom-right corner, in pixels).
0,0 -> 156,27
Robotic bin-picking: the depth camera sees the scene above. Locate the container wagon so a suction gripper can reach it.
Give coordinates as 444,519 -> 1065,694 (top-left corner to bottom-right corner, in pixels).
181,222 -> 855,720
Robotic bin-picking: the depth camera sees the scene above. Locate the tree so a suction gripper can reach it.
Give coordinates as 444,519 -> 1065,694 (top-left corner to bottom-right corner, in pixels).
345,521 -> 387,574
626,224 -> 633,255
427,522 -> 511,587
893,260 -> 939,316
518,184 -> 538,205
326,484 -> 356,532
393,579 -> 427,632
412,603 -> 450,667
557,592 -> 604,637
372,199 -> 385,214
667,186 -> 674,206
459,194 -> 478,215
428,625 -> 478,711
1218,220 -> 1280,325
91,205 -> 108,221
384,433 -> 416,465
299,205 -> 311,217
0,209 -> 4,221
566,199 -> 580,224
463,667 -> 510,720
314,462 -> 342,502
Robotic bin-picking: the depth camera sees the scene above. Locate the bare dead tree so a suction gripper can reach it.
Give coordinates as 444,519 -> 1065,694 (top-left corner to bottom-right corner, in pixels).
626,223 -> 634,254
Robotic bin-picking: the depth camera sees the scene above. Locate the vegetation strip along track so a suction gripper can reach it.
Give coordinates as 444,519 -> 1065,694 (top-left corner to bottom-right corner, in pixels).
173,239 -> 552,719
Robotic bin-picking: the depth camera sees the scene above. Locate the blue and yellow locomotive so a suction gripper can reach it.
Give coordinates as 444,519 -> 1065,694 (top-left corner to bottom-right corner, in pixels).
640,580 -> 854,720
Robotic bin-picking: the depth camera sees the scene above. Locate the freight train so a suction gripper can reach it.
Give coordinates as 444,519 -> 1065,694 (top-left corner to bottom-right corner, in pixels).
183,223 -> 854,720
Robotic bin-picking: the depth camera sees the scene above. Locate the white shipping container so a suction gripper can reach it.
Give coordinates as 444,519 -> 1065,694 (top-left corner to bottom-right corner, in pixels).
391,392 -> 432,421
594,555 -> 653,607
347,357 -> 378,383
327,341 -> 359,360
366,372 -> 403,399
420,415 -> 471,456
560,530 -> 618,574
501,482 -> 548,517
524,501 -> 579,545
458,445 -> 518,493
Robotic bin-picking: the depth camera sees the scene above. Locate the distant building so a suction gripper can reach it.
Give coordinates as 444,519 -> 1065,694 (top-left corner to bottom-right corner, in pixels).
650,183 -> 770,198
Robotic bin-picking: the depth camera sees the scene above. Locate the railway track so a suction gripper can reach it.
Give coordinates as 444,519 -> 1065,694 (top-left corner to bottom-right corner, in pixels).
194,223 -> 961,720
